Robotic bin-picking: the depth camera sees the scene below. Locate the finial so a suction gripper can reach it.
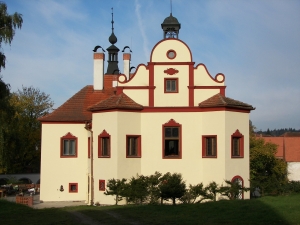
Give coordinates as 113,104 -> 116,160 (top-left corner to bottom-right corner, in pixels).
170,0 -> 172,15
111,7 -> 114,33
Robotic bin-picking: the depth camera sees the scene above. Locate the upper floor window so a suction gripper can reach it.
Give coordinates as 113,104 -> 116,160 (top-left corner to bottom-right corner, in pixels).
231,130 -> 244,158
126,135 -> 141,158
163,119 -> 182,159
202,135 -> 217,158
61,132 -> 77,158
98,130 -> 111,158
165,78 -> 178,93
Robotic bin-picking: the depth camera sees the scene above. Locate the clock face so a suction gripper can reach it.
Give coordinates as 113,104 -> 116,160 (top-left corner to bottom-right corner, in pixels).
167,50 -> 176,59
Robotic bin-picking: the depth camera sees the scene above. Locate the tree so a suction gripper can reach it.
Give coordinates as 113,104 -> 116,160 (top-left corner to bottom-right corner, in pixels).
180,183 -> 209,204
205,181 -> 221,201
146,171 -> 161,204
0,2 -> 23,71
104,178 -> 127,205
250,123 -> 288,196
159,172 -> 186,205
220,179 -> 249,200
125,174 -> 149,204
0,86 -> 53,173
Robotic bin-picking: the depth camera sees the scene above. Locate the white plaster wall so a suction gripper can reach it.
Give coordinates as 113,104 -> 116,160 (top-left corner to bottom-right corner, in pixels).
119,65 -> 148,86
40,123 -> 89,202
194,64 -> 225,86
154,65 -> 189,107
288,162 -> 300,181
151,39 -> 192,62
123,89 -> 148,106
224,111 -> 250,199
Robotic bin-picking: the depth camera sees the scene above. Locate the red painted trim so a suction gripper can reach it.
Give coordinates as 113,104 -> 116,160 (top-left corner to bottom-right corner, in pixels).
126,135 -> 142,158
60,132 -> 78,158
69,183 -> 78,193
164,78 -> 179,93
231,175 -> 244,199
98,130 -> 111,158
164,68 -> 179,75
117,86 -> 156,90
150,38 -> 193,62
162,119 -> 182,159
190,86 -> 226,90
41,121 -> 85,124
148,62 -> 195,66
88,137 -> 90,159
149,63 -> 154,107
141,107 -> 251,113
189,64 -> 194,107
231,130 -> 244,158
195,63 -> 225,83
166,49 -> 177,59
99,180 -> 105,191
202,135 -> 217,158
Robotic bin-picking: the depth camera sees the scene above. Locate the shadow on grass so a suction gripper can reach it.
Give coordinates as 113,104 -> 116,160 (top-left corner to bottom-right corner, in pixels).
69,195 -> 300,225
1,194 -> 299,225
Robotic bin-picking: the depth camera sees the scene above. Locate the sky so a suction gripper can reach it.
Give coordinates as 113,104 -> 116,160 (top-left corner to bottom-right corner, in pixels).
1,0 -> 300,131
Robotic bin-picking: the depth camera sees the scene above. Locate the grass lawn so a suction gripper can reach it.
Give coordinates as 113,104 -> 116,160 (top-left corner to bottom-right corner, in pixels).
1,194 -> 300,225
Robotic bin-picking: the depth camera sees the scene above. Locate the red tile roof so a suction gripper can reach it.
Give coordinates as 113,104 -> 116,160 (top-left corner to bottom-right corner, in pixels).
39,85 -> 115,122
260,136 -> 300,162
198,93 -> 255,110
89,93 -> 144,111
281,132 -> 300,137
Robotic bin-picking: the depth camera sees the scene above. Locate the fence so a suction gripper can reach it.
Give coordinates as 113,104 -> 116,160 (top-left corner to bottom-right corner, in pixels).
16,195 -> 33,207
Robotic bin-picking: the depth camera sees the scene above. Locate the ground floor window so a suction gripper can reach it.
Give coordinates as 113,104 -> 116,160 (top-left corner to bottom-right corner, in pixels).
163,119 -> 182,159
231,176 -> 244,199
69,183 -> 78,193
126,135 -> 141,157
99,180 -> 105,191
202,135 -> 217,157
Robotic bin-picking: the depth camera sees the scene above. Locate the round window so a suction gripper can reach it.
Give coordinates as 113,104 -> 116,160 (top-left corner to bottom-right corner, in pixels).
167,50 -> 176,59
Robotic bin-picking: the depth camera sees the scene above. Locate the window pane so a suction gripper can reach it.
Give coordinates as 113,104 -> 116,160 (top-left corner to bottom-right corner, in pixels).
69,140 -> 75,155
165,128 -> 172,137
206,137 -> 216,156
171,80 -> 176,91
172,128 -> 179,137
233,138 -> 240,156
128,137 -> 137,156
63,140 -> 69,155
102,137 -> 109,156
166,80 -> 171,91
165,140 -> 179,156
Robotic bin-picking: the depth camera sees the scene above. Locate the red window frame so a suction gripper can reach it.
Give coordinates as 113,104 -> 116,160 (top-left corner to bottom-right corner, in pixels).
69,183 -> 78,193
60,132 -> 78,158
99,180 -> 105,191
231,130 -> 244,158
164,78 -> 178,93
126,135 -> 141,158
98,130 -> 111,158
162,119 -> 182,159
202,135 -> 217,158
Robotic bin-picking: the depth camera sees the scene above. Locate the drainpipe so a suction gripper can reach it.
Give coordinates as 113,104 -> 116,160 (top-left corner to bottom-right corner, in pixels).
85,121 -> 94,206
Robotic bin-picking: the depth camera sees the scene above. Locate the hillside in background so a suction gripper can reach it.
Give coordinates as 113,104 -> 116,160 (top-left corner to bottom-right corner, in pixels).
256,128 -> 300,137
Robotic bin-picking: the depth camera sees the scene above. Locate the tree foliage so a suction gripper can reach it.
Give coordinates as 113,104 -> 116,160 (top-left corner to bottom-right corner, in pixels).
249,121 -> 288,196
0,86 -> 53,173
104,178 -> 127,205
158,172 -> 186,205
0,2 -> 23,71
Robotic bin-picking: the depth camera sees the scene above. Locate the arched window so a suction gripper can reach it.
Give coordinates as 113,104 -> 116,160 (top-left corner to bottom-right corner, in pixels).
231,175 -> 244,199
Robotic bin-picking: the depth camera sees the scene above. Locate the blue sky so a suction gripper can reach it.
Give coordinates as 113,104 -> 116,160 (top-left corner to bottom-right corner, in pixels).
2,0 -> 300,131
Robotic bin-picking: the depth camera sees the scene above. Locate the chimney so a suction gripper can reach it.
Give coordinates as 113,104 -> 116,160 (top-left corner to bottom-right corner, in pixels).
93,53 -> 105,90
123,53 -> 131,81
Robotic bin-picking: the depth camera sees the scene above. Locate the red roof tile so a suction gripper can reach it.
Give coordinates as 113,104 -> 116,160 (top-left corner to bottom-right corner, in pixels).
39,85 -> 115,122
281,132 -> 300,137
261,137 -> 284,158
198,93 -> 254,110
284,137 -> 300,162
89,93 -> 144,111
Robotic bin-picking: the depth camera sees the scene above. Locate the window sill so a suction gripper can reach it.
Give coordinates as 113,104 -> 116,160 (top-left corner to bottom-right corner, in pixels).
231,156 -> 244,158
202,156 -> 217,158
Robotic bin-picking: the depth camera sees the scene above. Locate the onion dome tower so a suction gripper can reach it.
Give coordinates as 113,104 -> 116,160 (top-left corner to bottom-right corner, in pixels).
161,13 -> 181,39
106,8 -> 120,74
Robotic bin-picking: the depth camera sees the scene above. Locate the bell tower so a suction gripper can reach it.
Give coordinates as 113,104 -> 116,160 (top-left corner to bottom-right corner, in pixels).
106,8 -> 120,75
161,13 -> 181,39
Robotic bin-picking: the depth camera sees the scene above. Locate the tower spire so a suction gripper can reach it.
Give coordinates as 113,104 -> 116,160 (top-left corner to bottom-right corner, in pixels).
111,7 -> 114,33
